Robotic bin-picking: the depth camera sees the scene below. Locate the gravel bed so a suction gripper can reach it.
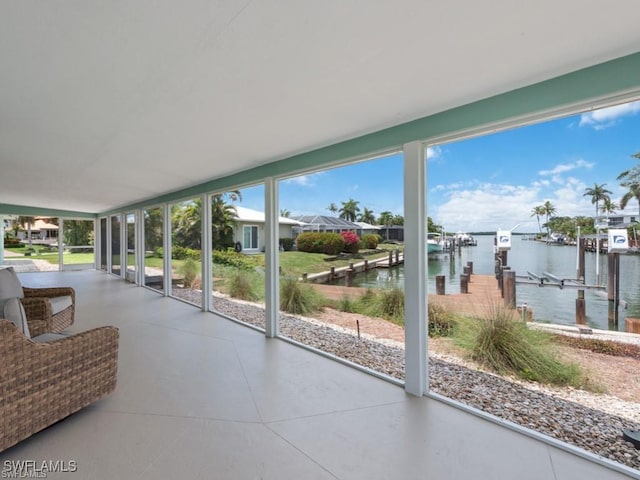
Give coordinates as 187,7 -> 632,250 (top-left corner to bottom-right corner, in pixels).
175,289 -> 640,471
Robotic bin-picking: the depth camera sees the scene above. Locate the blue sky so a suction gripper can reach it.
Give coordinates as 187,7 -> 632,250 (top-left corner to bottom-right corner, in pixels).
237,100 -> 640,232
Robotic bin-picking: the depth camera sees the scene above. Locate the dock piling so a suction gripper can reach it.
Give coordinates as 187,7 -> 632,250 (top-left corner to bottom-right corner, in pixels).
460,274 -> 469,294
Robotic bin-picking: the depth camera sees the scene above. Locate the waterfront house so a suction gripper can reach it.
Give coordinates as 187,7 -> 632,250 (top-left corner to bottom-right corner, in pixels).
232,206 -> 305,252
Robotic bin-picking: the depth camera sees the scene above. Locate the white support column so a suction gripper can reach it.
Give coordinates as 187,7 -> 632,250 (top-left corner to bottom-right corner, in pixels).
163,204 -> 171,296
106,217 -> 112,274
0,216 -> 4,265
58,218 -> 64,271
201,194 -> 212,312
93,218 -> 99,270
264,177 -> 279,338
120,214 -> 126,279
136,210 -> 145,285
403,141 -> 428,396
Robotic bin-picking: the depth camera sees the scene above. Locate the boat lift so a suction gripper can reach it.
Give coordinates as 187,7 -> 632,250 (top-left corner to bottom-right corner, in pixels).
517,271 -> 605,291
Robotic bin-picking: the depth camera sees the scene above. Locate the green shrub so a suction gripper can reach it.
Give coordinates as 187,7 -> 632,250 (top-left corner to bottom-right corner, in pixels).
154,247 -> 164,258
279,238 -> 295,251
361,288 -> 404,325
172,246 -> 201,260
178,258 -> 199,288
379,288 -> 404,320
360,234 -> 379,249
338,294 -> 356,313
229,270 -> 259,301
295,232 -> 345,255
212,248 -> 258,270
454,305 -> 589,388
428,302 -> 456,337
3,237 -> 21,246
280,277 -> 321,315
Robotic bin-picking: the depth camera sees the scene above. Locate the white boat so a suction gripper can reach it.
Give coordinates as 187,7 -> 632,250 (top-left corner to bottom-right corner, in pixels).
453,231 -> 477,246
427,232 -> 444,254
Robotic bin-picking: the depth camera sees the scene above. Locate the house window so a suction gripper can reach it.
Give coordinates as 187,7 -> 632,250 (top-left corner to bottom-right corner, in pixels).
243,225 -> 258,250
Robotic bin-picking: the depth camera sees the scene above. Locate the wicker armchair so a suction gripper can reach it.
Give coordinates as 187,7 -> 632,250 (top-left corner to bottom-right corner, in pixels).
0,320 -> 119,452
20,286 -> 75,337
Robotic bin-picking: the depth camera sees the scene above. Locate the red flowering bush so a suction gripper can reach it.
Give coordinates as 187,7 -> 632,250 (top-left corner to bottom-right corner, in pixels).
341,231 -> 360,254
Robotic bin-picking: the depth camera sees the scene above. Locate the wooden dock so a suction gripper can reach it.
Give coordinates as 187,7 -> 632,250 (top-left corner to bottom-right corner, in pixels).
429,274 -> 503,317
309,274 -> 504,317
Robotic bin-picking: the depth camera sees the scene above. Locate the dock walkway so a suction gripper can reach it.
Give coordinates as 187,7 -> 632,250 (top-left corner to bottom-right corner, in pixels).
310,274 -> 503,317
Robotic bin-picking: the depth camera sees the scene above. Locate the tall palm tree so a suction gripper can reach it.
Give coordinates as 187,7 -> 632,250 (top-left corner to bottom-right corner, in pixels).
358,207 -> 376,224
541,200 -> 556,240
530,205 -> 545,234
339,198 -> 360,222
617,151 -> 640,187
583,183 -> 612,220
327,203 -> 338,216
378,211 -> 394,240
600,197 -> 618,216
620,183 -> 640,215
211,194 -> 238,249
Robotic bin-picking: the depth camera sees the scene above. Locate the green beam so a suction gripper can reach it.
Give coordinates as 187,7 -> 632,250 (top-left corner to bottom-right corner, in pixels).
0,203 -> 96,219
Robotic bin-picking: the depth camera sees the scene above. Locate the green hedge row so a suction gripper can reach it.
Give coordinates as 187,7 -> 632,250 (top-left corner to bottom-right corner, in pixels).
296,232 -> 345,255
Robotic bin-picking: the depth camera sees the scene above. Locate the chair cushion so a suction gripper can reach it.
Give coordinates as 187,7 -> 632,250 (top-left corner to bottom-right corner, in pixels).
0,297 -> 30,338
0,267 -> 24,299
32,332 -> 68,343
50,296 -> 73,315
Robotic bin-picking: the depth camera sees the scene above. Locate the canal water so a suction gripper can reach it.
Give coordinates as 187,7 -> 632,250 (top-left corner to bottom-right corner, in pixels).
333,235 -> 640,330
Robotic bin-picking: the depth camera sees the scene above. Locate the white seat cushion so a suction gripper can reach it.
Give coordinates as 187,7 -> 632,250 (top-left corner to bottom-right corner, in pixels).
0,297 -> 30,338
0,267 -> 24,299
50,296 -> 73,315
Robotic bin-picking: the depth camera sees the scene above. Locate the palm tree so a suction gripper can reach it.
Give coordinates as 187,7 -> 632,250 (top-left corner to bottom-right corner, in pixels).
617,151 -> 640,187
211,194 -> 238,249
16,216 -> 35,248
339,198 -> 360,222
530,205 -> 545,234
378,211 -> 394,240
541,200 -> 556,241
327,203 -> 338,216
620,183 -> 640,215
583,183 -> 612,221
600,197 -> 618,216
358,207 -> 376,224
279,209 -> 291,218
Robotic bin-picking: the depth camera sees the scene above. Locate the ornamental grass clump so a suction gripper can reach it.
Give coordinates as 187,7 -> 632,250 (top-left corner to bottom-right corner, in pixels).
428,302 -> 457,337
178,258 -> 199,288
455,304 -> 590,388
280,277 -> 321,315
228,270 -> 259,301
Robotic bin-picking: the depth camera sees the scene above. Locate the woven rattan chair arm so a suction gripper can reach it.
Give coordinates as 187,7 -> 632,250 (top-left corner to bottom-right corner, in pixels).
22,286 -> 75,302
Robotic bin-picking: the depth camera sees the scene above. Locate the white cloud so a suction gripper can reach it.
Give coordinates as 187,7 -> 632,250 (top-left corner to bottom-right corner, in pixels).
579,100 -> 640,130
426,146 -> 442,161
282,172 -> 324,187
538,159 -> 594,177
432,183 -> 539,232
430,176 -> 602,232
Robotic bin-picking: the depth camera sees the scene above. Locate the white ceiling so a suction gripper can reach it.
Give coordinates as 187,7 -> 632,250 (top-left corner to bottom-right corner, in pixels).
2,1 -> 640,214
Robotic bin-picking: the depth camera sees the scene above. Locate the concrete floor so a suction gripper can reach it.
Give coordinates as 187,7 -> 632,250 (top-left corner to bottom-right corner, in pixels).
2,271 -> 636,479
